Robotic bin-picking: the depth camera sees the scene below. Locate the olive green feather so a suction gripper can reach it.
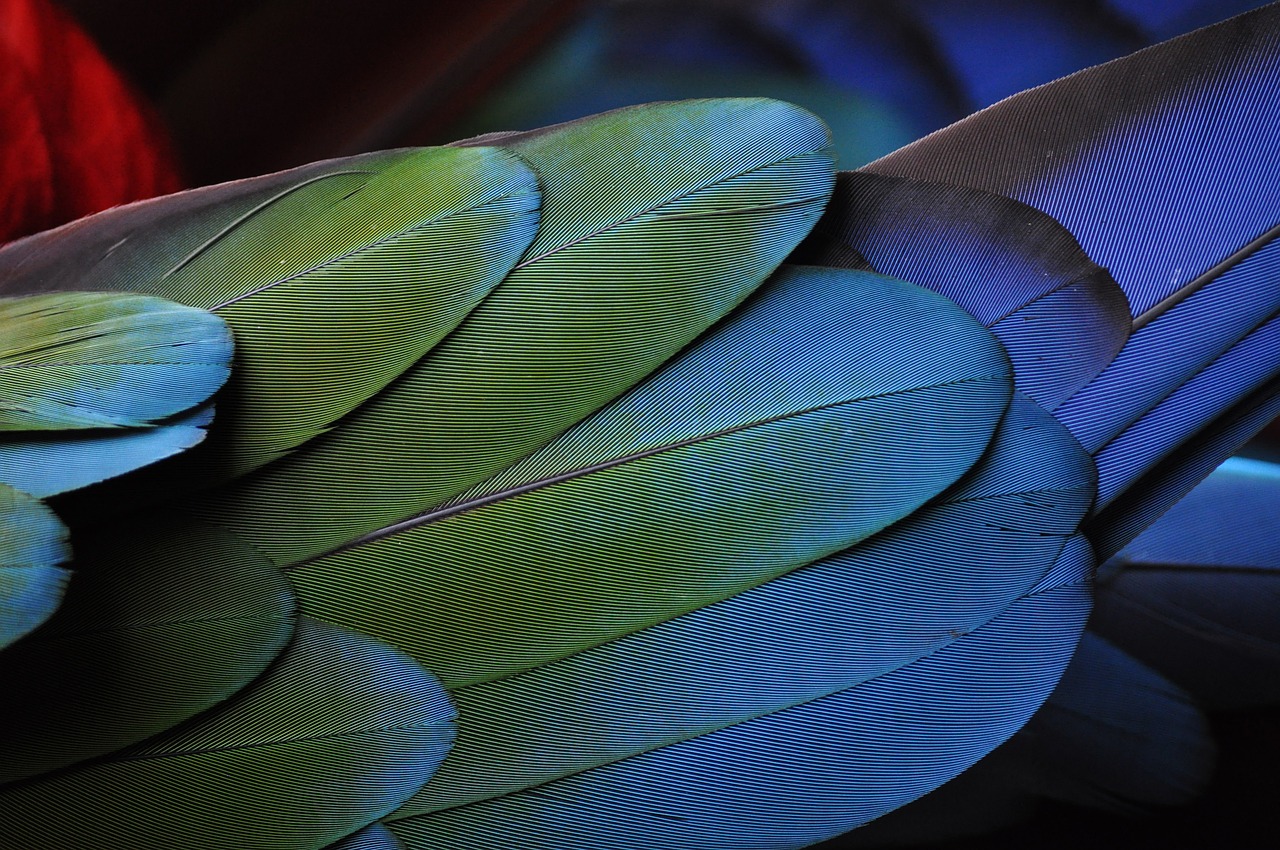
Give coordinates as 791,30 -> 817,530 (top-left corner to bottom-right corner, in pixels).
188,98 -> 837,568
1,619 -> 454,850
0,520 -> 295,784
0,147 -> 541,478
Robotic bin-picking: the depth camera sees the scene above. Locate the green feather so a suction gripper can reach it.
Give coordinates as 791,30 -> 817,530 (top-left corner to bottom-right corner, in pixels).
395,394 -> 1092,820
189,98 -> 837,569
0,484 -> 70,649
1,619 -> 454,850
286,265 -> 1010,689
0,146 -> 540,477
0,520 -> 295,784
0,292 -> 231,431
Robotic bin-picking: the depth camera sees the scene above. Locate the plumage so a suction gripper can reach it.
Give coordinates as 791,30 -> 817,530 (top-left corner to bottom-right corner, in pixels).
2,619 -> 454,850
187,97 -> 836,568
328,823 -> 408,850
845,632 -> 1216,846
388,537 -> 1090,850
793,170 -> 1128,408
0,520 -> 295,783
0,483 -> 68,648
0,405 -> 214,498
0,291 -> 231,493
0,292 -> 229,431
866,4 -> 1280,524
0,287 -> 231,648
2,4 -> 1279,849
0,145 -> 541,478
1092,456 -> 1280,709
284,264 -> 1010,689
389,392 -> 1090,836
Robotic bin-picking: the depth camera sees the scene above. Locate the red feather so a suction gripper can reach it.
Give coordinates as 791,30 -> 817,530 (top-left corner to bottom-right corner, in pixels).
0,0 -> 181,242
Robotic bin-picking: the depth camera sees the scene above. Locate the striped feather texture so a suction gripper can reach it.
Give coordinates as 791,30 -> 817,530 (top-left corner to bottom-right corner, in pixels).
0,145 -> 541,477
392,392 -> 1091,824
0,619 -> 455,850
867,2 -> 1280,551
284,264 -> 1011,688
188,98 -> 837,569
0,483 -> 69,649
0,404 -> 215,498
326,823 -> 407,850
2,6 -> 1275,835
0,292 -> 230,431
0,520 -> 295,783
1090,372 -> 1280,561
793,170 -> 1128,408
846,632 -> 1215,846
386,536 -> 1091,849
1093,456 -> 1280,708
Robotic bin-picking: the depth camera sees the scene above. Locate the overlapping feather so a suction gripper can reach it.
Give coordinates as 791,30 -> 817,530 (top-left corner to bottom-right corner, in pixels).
866,3 -> 1280,548
1093,456 -> 1280,709
2,619 -> 455,850
2,4 -> 1278,846
286,264 -> 1011,688
793,170 -> 1128,408
0,520 -> 295,783
0,291 -> 232,493
846,633 -> 1216,846
0,145 -> 541,477
0,483 -> 68,648
189,97 -> 837,567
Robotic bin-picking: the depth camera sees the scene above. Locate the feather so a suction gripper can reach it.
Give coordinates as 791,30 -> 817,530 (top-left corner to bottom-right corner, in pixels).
1019,632 -> 1216,811
0,292 -> 229,431
283,264 -> 1011,687
0,145 -> 541,478
0,291 -> 230,493
866,2 -> 1280,547
0,619 -> 455,850
845,632 -> 1215,845
1089,373 -> 1280,560
1092,456 -> 1280,708
326,823 -> 407,850
0,520 -> 295,783
1089,313 -> 1280,515
3,6 -> 1273,837
0,404 -> 215,498
793,170 -> 1129,408
187,98 -> 836,569
385,536 -> 1091,850
0,483 -> 69,649
390,391 -> 1090,823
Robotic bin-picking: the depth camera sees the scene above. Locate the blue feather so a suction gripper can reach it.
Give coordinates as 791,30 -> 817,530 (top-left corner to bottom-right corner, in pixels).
1094,456 -> 1280,708
794,170 -> 1129,408
0,484 -> 71,649
387,536 -> 1091,850
845,633 -> 1215,845
868,4 -> 1280,551
0,405 -> 215,498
